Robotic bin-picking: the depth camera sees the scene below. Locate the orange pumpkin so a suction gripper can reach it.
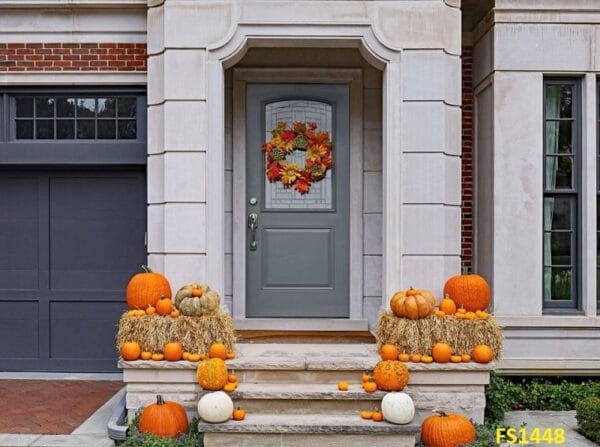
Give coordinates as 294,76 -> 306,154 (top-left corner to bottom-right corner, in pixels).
450,355 -> 462,363
461,354 -> 471,363
432,343 -> 452,363
420,410 -> 476,447
421,355 -> 433,364
209,343 -> 228,360
232,407 -> 246,421
338,381 -> 349,391
439,295 -> 457,315
156,296 -> 173,316
141,351 -> 153,360
164,342 -> 183,362
360,410 -> 373,419
226,351 -> 236,360
146,305 -> 156,315
223,382 -> 236,392
187,353 -> 201,362
151,353 -> 164,361
373,360 -> 410,391
363,379 -> 377,393
380,344 -> 399,361
472,344 -> 494,363
410,354 -> 422,363
197,358 -> 228,390
120,342 -> 141,361
390,288 -> 436,320
170,309 -> 181,318
126,266 -> 172,310
139,395 -> 188,439
372,411 -> 383,422
398,353 -> 410,362
443,274 -> 490,312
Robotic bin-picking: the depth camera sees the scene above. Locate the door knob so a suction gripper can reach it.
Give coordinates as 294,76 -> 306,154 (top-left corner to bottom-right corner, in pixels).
248,212 -> 258,250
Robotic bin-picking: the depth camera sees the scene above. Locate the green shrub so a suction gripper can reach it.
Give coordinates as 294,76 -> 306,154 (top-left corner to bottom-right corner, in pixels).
575,397 -> 600,444
118,413 -> 203,447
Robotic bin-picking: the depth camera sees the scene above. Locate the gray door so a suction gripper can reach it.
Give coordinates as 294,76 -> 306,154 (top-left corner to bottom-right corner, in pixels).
0,169 -> 146,371
246,84 -> 350,318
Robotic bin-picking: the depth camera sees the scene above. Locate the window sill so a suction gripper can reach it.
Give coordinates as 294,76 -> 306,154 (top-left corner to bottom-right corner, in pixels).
494,314 -> 600,329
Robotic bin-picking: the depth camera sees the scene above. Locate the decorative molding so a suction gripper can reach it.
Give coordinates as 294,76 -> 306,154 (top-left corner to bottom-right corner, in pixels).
0,71 -> 146,85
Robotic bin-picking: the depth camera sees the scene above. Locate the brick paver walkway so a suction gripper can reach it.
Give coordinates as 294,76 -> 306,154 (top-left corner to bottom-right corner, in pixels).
0,380 -> 122,434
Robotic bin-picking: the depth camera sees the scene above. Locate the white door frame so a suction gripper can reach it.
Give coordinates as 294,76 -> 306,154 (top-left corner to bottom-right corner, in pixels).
231,68 -> 365,330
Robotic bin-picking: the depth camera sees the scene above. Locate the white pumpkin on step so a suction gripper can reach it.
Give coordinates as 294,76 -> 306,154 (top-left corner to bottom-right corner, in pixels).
197,391 -> 233,423
381,392 -> 415,424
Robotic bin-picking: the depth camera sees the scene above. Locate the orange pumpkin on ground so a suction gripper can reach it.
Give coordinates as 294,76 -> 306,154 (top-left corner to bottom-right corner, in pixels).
197,358 -> 228,390
373,360 -> 410,391
439,295 -> 457,315
431,343 -> 452,363
443,274 -> 491,312
139,395 -> 188,439
472,345 -> 494,364
164,342 -> 183,362
420,410 -> 476,447
156,296 -> 173,316
390,288 -> 436,320
126,266 -> 172,310
380,344 -> 399,361
120,342 -> 141,361
209,343 -> 228,360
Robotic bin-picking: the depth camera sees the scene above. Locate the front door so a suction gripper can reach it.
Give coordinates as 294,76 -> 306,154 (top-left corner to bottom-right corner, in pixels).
246,84 -> 350,318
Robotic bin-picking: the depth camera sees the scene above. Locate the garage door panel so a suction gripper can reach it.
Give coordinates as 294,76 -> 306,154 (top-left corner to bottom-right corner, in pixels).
0,301 -> 39,358
0,177 -> 39,289
49,301 -> 125,359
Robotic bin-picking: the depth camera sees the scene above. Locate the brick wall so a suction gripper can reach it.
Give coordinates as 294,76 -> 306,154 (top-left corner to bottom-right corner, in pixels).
0,43 -> 146,72
461,45 -> 473,273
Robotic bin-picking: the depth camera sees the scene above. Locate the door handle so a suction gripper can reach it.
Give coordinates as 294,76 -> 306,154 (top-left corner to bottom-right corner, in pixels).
248,212 -> 258,251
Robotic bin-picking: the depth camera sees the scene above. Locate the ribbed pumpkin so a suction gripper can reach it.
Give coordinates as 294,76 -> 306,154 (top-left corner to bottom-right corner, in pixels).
174,283 -> 221,316
390,288 -> 436,320
138,395 -> 188,439
373,360 -> 410,391
420,410 -> 476,447
472,344 -> 494,363
197,358 -> 228,391
126,265 -> 172,310
443,274 -> 490,312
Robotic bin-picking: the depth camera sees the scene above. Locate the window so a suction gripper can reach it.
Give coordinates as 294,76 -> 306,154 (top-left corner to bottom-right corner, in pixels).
543,79 -> 580,310
13,95 -> 137,140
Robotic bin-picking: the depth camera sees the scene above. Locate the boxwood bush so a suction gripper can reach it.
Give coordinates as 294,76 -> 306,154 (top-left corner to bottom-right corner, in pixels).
575,397 -> 600,444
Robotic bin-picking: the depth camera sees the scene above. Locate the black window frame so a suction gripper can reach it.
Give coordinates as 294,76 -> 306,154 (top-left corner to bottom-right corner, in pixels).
542,77 -> 581,312
0,86 -> 146,166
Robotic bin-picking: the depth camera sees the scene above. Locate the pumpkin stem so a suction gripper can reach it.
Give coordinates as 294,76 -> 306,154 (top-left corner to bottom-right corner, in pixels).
156,395 -> 165,405
432,409 -> 448,417
141,265 -> 153,273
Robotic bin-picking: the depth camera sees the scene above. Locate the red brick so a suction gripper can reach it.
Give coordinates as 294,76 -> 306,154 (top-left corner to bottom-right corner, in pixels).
461,45 -> 474,272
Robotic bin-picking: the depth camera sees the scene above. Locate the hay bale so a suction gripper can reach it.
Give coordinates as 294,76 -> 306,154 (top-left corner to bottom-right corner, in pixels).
116,308 -> 236,353
375,311 -> 503,359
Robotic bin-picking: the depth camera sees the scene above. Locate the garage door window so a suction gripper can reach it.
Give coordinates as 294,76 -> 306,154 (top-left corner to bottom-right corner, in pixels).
14,96 -> 137,140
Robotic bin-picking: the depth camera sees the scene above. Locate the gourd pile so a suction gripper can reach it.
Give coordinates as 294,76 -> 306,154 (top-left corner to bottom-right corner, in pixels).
116,266 -> 236,355
376,274 -> 503,360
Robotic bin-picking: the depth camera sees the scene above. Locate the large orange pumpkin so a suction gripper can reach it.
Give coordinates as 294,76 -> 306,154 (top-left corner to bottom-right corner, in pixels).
472,344 -> 494,363
197,358 -> 228,391
120,342 -> 141,361
164,342 -> 183,362
431,342 -> 452,363
390,288 -> 436,320
421,410 -> 476,447
139,395 -> 189,439
443,274 -> 490,312
373,360 -> 410,391
126,265 -> 172,310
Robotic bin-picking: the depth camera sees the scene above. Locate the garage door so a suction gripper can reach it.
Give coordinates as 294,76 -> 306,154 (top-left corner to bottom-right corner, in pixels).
0,169 -> 146,372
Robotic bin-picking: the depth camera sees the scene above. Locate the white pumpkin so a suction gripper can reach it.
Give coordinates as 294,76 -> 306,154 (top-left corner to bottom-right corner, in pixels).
381,392 -> 415,425
197,391 -> 233,423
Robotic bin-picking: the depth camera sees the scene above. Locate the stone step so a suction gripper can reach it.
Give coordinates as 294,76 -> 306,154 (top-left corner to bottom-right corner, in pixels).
199,413 -> 419,447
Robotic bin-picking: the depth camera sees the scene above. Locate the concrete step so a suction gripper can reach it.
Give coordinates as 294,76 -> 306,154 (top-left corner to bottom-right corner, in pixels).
199,413 -> 419,447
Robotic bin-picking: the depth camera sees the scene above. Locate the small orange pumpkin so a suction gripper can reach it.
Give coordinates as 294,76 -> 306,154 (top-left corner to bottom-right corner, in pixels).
338,381 -> 349,391
432,343 -> 452,363
421,410 -> 476,447
138,395 -> 188,439
472,344 -> 494,363
380,344 -> 399,361
434,310 -> 446,317
164,342 -> 183,362
421,355 -> 433,364
443,274 -> 491,312
226,351 -> 235,359
156,296 -> 173,316
223,382 -> 236,392
439,295 -> 457,315
187,353 -> 201,362
170,309 -> 181,318
360,410 -> 373,420
410,354 -> 422,363
120,342 -> 141,361
461,354 -> 471,362
146,305 -> 156,315
363,379 -> 377,393
373,360 -> 410,391
126,265 -> 172,310
398,353 -> 410,362
151,353 -> 164,361
228,373 -> 238,383
209,343 -> 228,360
141,351 -> 153,360
361,372 -> 371,382
450,355 -> 462,363
372,411 -> 383,422
232,407 -> 245,421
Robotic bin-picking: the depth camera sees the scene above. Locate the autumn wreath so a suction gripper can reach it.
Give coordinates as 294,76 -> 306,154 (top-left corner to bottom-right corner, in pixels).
262,121 -> 333,195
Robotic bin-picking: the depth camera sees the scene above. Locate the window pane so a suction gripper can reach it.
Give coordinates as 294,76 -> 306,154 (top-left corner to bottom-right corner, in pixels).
118,97 -> 136,117
57,119 -> 75,139
543,197 -> 572,231
118,120 -> 136,139
35,97 -> 54,118
546,155 -> 574,190
544,267 -> 572,301
36,119 -> 54,139
545,84 -> 572,119
545,121 -> 572,155
16,97 -> 33,117
98,120 -> 116,139
77,98 -> 96,117
77,119 -> 95,139
543,232 -> 572,266
15,120 -> 33,139
97,98 -> 116,118
56,98 -> 75,117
